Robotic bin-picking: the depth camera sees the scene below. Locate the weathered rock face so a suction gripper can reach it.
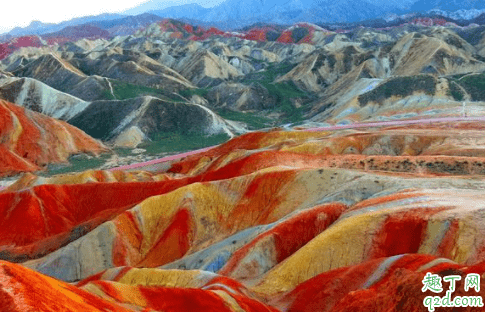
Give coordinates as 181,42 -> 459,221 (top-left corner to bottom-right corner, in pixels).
276,45 -> 378,93
309,72 -> 485,124
0,178 -> 192,262
4,169 -> 172,192
174,49 -> 242,87
13,53 -> 87,90
0,100 -> 106,177
68,96 -> 244,147
4,22 -> 485,134
2,122 -> 485,311
0,261 -> 129,312
11,53 -> 113,101
69,49 -> 195,91
0,35 -> 47,60
477,27 -> 485,57
271,254 -> 485,312
389,31 -> 483,77
0,77 -> 89,120
63,38 -> 109,53
4,21 -> 485,312
206,82 -> 278,111
279,29 -> 485,95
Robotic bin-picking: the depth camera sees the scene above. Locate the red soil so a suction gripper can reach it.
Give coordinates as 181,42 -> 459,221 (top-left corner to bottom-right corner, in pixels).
220,203 -> 346,276
0,178 -> 192,260
280,254 -> 484,312
0,261 -> 129,311
0,100 -> 106,177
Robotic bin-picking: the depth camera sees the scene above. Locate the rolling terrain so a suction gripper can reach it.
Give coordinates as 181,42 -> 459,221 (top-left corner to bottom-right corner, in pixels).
2,17 -> 485,171
3,121 -> 485,311
2,13 -> 485,312
0,100 -> 106,177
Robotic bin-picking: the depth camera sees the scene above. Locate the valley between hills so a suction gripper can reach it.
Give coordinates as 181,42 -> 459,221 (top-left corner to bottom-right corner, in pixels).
2,15 -> 485,311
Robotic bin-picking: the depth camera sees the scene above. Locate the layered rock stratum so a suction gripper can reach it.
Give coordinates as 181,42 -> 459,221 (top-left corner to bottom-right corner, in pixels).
2,17 -> 485,312
0,100 -> 106,177
1,122 -> 485,310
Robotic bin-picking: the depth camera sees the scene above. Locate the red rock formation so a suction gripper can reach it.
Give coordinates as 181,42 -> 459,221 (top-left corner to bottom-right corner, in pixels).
2,121 -> 485,311
0,178 -> 193,261
0,36 -> 45,60
145,19 -> 326,44
0,260 -> 129,311
0,100 -> 106,177
275,254 -> 485,312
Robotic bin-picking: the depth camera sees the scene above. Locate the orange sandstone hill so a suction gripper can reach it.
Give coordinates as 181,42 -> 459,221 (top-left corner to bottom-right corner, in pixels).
0,100 -> 106,177
2,122 -> 485,311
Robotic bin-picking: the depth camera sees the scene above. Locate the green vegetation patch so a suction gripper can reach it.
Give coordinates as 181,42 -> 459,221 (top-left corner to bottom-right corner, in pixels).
454,74 -> 485,102
455,26 -> 485,46
358,75 -> 436,107
139,132 -> 230,156
266,31 -> 281,42
239,62 -> 312,123
447,81 -> 465,101
41,153 -> 112,177
242,64 -> 295,83
291,28 -> 309,43
179,87 -> 210,99
101,80 -> 184,101
216,108 -> 273,130
343,46 -> 359,72
263,81 -> 309,123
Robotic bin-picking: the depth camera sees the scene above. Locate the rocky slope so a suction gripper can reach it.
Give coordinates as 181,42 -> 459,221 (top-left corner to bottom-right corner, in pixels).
1,121 -> 485,311
3,20 -> 485,145
0,76 -> 89,120
0,67 -> 240,149
0,100 -> 106,177
10,53 -> 116,101
3,12 -> 485,312
68,96 -> 244,147
0,35 -> 46,60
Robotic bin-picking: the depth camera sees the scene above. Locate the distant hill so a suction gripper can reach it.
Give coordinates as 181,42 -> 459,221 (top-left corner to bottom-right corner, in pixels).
5,13 -> 125,37
410,0 -> 485,13
42,25 -> 110,42
8,21 -> 56,37
149,4 -> 211,21
6,0 -> 485,38
138,0 -> 393,28
126,0 -> 485,29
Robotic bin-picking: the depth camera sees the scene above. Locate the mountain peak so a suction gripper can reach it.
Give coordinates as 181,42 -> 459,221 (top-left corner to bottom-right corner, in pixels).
28,20 -> 47,28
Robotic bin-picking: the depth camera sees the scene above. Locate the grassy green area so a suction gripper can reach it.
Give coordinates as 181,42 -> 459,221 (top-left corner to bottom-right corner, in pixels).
179,87 -> 210,99
100,80 -> 184,101
113,147 -> 134,157
178,61 -> 311,124
103,80 -> 212,103
239,62 -> 311,123
41,132 -> 230,176
40,132 -> 229,176
292,28 -> 309,43
243,61 -> 296,82
40,153 -> 113,177
264,81 -> 309,123
216,108 -> 273,130
447,81 -> 465,101
96,62 -> 311,128
139,132 -> 230,156
454,74 -> 485,101
359,75 -> 436,106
